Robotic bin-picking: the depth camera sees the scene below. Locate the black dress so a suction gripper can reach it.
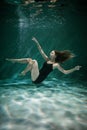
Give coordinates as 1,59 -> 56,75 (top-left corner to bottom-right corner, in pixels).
33,62 -> 53,84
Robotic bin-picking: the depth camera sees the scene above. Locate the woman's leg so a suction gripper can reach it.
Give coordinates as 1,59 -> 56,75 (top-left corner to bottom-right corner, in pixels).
6,58 -> 39,81
6,58 -> 32,64
30,60 -> 39,81
20,59 -> 39,81
20,63 -> 32,76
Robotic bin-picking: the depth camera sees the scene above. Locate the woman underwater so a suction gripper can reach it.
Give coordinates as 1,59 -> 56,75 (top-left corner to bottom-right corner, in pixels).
6,37 -> 81,84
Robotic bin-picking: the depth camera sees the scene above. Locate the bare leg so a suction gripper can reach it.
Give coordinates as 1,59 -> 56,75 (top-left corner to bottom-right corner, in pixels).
50,0 -> 57,3
6,58 -> 32,64
6,58 -> 39,81
19,59 -> 39,81
30,60 -> 39,81
20,64 -> 32,76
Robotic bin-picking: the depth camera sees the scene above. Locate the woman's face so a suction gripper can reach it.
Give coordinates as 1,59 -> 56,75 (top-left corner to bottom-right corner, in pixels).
50,50 -> 56,60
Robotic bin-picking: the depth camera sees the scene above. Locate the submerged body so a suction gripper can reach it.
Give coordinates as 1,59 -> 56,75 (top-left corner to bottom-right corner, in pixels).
6,37 -> 81,84
6,59 -> 53,84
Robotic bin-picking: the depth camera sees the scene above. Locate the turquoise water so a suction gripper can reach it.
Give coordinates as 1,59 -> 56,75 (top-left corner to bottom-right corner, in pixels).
0,79 -> 87,130
0,0 -> 87,130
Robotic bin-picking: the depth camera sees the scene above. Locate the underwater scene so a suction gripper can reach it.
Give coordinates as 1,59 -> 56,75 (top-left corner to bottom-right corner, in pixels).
0,0 -> 87,130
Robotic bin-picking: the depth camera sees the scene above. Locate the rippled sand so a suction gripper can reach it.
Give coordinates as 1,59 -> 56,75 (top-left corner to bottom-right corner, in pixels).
0,78 -> 87,130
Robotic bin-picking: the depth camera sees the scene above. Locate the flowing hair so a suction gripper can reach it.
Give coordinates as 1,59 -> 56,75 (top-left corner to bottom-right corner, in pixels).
54,50 -> 75,63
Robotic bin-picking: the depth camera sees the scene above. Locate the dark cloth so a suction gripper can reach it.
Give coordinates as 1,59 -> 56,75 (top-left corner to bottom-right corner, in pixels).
33,62 -> 53,84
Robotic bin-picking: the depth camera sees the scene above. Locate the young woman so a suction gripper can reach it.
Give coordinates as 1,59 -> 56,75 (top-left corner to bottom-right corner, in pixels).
6,37 -> 81,84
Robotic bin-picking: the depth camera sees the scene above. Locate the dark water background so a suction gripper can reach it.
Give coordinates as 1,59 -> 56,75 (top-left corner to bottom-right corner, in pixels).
0,0 -> 87,130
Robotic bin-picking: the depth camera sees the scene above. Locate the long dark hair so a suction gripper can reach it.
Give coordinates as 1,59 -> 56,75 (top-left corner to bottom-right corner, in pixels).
54,50 -> 75,63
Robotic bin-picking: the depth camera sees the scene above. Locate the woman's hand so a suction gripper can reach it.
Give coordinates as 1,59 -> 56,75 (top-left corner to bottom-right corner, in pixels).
32,37 -> 36,41
75,66 -> 82,71
32,37 -> 40,47
32,37 -> 38,44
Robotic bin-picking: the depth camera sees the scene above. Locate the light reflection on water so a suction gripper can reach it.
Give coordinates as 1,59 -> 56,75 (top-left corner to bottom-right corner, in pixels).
0,78 -> 87,130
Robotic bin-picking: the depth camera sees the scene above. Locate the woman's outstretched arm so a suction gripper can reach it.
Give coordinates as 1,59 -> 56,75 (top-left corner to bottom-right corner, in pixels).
53,63 -> 82,74
32,37 -> 49,61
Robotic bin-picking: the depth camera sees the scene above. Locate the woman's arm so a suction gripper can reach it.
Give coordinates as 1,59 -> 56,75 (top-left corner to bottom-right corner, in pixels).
53,63 -> 82,74
32,37 -> 49,61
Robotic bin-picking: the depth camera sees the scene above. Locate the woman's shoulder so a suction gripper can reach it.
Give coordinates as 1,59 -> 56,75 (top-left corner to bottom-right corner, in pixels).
53,62 -> 60,69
